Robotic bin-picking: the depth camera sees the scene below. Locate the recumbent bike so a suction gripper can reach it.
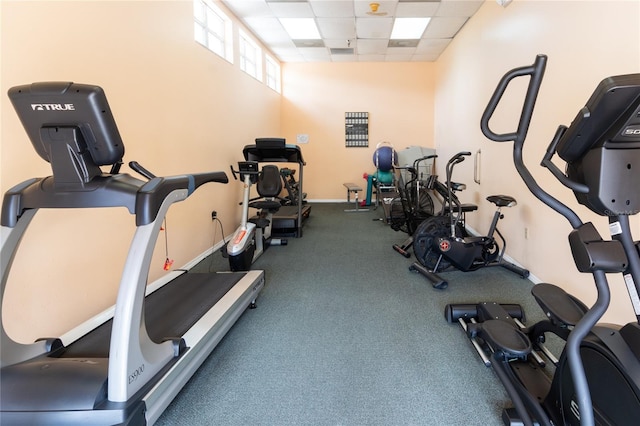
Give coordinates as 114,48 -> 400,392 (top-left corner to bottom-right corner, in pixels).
446,55 -> 640,426
226,161 -> 287,271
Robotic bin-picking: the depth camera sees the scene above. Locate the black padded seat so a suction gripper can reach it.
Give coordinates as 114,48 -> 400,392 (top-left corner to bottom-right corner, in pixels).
486,194 -> 517,207
249,200 -> 281,212
443,203 -> 478,213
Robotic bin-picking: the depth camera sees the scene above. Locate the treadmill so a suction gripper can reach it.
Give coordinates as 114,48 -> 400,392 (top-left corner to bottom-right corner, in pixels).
0,82 -> 265,425
243,138 -> 311,238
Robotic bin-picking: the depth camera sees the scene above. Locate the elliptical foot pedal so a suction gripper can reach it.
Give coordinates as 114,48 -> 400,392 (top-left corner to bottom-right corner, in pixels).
470,320 -> 532,360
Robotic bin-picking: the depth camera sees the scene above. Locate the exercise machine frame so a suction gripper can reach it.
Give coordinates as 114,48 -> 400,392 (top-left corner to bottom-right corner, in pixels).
242,138 -> 310,238
392,152 -> 478,259
446,55 -> 640,426
226,161 -> 287,271
0,82 -> 264,424
409,151 -> 528,288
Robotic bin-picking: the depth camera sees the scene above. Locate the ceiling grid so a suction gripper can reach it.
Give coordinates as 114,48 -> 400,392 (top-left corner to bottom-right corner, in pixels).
222,0 -> 484,62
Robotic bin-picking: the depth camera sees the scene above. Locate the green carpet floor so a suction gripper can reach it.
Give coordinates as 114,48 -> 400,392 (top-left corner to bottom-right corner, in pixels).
156,202 -> 549,425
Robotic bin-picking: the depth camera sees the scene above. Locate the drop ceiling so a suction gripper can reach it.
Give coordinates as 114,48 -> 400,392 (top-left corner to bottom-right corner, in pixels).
221,0 -> 485,62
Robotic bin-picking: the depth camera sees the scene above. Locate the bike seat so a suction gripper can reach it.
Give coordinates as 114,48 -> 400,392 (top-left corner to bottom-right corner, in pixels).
468,320 -> 532,360
443,203 -> 478,213
486,194 -> 517,207
249,199 -> 282,213
248,216 -> 270,229
531,283 -> 587,327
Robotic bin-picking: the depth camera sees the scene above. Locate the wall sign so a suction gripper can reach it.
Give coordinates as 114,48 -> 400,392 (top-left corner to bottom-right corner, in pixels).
345,112 -> 368,147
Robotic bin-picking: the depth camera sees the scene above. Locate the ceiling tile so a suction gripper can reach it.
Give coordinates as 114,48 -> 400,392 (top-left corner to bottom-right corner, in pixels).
268,1 -> 315,18
356,17 -> 394,39
317,17 -> 357,39
422,16 -> 467,38
324,38 -> 355,48
354,0 -> 398,17
385,53 -> 414,61
310,1 -> 354,17
436,0 -> 483,17
356,38 -> 388,54
222,0 -> 272,18
395,2 -> 440,17
358,54 -> 386,61
416,37 -> 451,53
222,0 -> 483,62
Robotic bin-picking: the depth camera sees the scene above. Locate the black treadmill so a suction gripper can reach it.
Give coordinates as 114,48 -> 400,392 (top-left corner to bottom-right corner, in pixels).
0,82 -> 264,424
243,138 -> 311,237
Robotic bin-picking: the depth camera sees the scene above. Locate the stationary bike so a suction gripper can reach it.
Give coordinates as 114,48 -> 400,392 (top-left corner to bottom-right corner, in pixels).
446,55 -> 640,426
226,161 -> 287,271
409,151 -> 529,289
392,152 -> 478,258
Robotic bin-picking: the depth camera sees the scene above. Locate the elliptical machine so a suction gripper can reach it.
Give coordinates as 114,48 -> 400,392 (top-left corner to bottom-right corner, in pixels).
409,151 -> 529,289
445,55 -> 640,426
226,161 -> 287,271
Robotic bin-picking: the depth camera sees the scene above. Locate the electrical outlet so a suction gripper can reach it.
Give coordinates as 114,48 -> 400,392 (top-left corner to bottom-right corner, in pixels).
524,227 -> 528,239
211,211 -> 217,220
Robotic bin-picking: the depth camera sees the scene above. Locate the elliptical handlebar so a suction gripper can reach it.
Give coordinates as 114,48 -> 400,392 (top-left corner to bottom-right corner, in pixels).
481,54 -> 547,145
481,55 -> 583,230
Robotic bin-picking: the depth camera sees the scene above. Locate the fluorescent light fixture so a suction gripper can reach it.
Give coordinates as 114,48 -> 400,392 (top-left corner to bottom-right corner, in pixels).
390,17 -> 431,39
279,18 -> 321,39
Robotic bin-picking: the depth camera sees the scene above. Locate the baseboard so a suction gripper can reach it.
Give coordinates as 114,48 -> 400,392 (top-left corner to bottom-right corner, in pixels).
308,199 -> 348,203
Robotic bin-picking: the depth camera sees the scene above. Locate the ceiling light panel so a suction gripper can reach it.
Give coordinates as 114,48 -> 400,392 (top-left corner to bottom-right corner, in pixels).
280,17 -> 322,39
390,17 -> 431,39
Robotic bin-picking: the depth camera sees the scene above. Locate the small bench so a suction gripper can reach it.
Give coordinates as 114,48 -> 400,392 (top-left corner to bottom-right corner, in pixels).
343,182 -> 368,212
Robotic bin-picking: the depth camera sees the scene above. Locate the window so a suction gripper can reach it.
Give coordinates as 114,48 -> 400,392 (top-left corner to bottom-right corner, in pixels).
239,30 -> 262,81
194,0 -> 232,62
265,55 -> 281,93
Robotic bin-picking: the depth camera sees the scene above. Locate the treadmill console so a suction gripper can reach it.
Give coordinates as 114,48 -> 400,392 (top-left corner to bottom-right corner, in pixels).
8,82 -> 124,166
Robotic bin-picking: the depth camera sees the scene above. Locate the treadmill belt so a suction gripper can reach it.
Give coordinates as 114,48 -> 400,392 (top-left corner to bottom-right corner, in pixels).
61,272 -> 244,358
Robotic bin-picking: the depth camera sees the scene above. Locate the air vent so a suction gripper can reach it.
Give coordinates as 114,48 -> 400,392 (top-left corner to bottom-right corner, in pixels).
330,48 -> 354,55
293,39 -> 325,48
388,40 -> 420,48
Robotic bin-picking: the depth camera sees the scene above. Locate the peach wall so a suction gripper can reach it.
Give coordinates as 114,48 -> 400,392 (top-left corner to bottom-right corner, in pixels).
434,0 -> 640,324
281,61 -> 435,200
1,0 -> 280,342
2,0 -> 640,342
